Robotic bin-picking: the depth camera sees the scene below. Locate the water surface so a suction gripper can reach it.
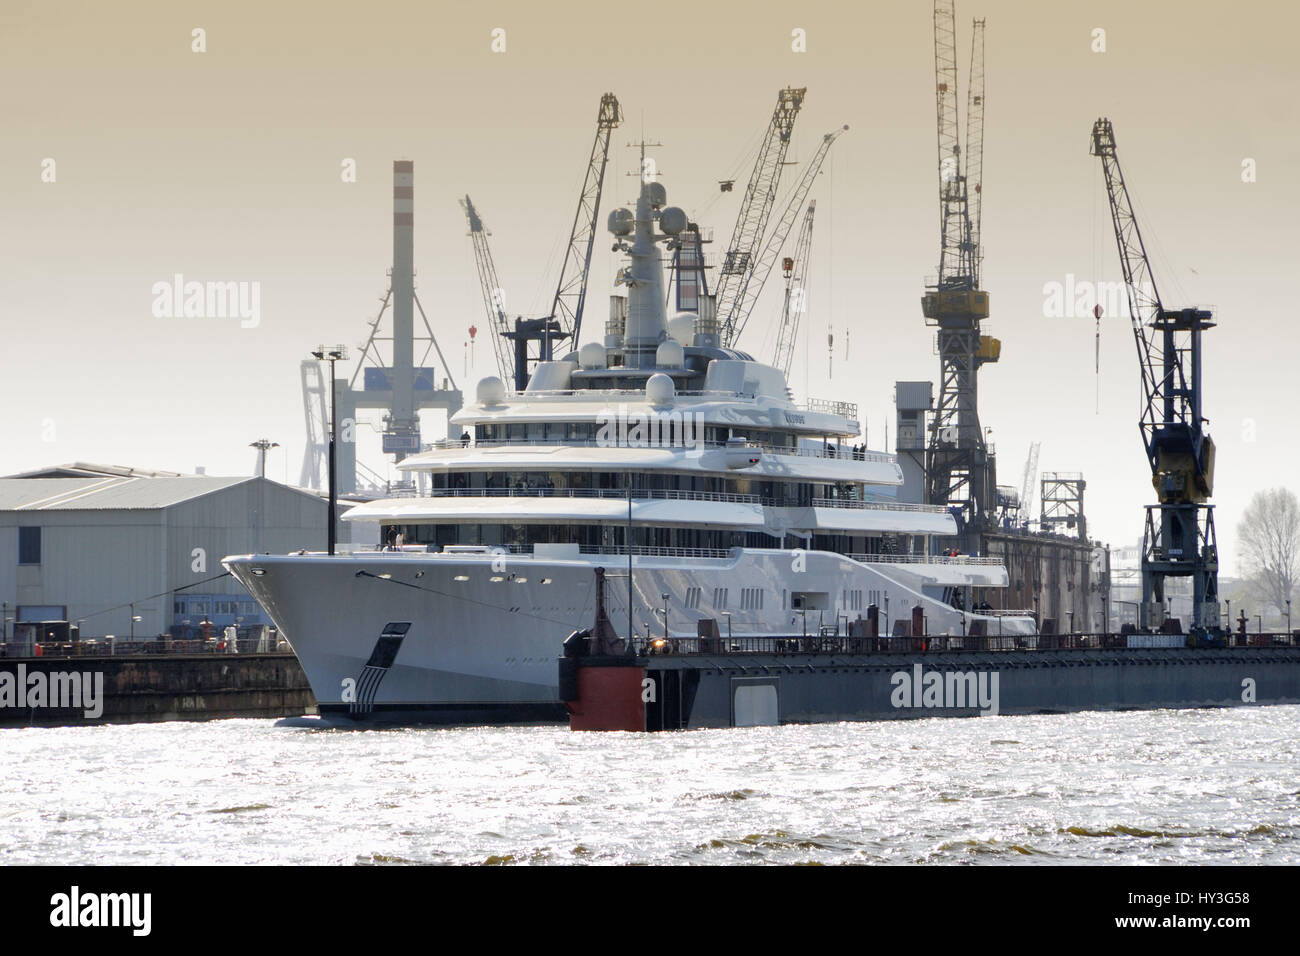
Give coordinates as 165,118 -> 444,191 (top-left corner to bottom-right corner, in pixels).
3,706 -> 1296,865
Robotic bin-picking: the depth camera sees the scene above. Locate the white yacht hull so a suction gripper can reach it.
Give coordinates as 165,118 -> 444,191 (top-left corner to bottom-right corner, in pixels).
223,548 -> 1034,723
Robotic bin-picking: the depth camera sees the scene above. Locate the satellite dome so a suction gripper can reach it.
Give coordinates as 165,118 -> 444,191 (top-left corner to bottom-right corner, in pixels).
607,208 -> 634,236
646,182 -> 667,208
658,206 -> 687,236
578,341 -> 607,370
656,340 -> 685,368
476,376 -> 506,406
667,313 -> 695,346
645,372 -> 675,406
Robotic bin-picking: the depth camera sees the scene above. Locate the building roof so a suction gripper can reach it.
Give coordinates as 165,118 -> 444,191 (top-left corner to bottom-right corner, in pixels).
4,462 -> 187,480
0,475 -> 285,511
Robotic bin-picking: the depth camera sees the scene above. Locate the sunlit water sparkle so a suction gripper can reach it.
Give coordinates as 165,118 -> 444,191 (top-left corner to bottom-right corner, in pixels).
3,706 -> 1297,865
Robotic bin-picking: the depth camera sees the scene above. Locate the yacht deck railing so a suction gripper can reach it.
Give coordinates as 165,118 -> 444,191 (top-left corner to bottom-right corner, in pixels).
419,437 -> 896,465
813,498 -> 948,514
415,487 -> 927,511
847,553 -> 1005,567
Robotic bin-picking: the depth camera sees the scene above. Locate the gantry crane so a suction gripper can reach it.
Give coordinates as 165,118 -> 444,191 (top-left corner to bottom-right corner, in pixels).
772,201 -> 816,378
716,87 -> 806,347
728,125 -> 847,347
922,5 -> 997,545
1090,117 -> 1219,633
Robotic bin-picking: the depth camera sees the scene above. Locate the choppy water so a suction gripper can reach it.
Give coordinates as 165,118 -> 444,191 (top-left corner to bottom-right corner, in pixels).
3,706 -> 1297,865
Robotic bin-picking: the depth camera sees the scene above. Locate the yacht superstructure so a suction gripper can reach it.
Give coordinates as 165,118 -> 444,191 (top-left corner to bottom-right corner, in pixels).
225,170 -> 1034,723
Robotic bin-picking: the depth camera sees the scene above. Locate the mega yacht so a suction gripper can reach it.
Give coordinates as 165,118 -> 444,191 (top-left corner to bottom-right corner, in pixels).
225,173 -> 1034,723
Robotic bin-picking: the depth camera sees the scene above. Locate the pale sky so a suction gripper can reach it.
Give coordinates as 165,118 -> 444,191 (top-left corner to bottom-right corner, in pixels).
2,0 -> 1297,574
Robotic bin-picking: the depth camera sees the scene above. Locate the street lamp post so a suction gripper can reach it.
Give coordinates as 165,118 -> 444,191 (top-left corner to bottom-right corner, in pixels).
660,592 -> 669,647
312,346 -> 348,555
249,439 -> 280,479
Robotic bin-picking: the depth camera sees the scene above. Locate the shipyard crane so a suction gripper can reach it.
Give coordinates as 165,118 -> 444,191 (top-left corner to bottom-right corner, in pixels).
716,87 -> 806,347
965,18 -> 985,281
772,201 -> 817,378
1019,440 -> 1041,524
728,125 -> 847,347
1090,117 -> 1219,633
461,195 -> 514,385
299,359 -> 328,488
466,95 -> 621,390
547,93 -> 622,348
922,3 -> 998,546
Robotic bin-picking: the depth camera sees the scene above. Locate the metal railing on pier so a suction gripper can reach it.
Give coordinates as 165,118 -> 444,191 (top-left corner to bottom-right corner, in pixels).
629,631 -> 1300,657
0,637 -> 292,659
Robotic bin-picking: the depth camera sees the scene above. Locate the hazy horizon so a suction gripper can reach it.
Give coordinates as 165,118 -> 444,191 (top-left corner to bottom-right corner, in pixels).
3,0 -> 1297,574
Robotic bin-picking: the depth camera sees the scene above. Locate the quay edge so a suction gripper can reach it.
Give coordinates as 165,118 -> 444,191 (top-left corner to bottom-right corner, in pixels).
559,641 -> 1300,731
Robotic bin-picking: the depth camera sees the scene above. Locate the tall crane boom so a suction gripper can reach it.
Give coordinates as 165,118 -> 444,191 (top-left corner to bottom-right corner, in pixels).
1019,440 -> 1041,521
549,93 -> 622,347
933,0 -> 974,290
715,87 -> 806,345
1090,117 -> 1219,632
460,195 -> 513,384
965,18 -> 985,288
726,125 -> 847,347
772,201 -> 816,378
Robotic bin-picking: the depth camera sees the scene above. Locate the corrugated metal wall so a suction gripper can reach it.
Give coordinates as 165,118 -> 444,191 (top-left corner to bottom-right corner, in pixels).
1,479 -> 341,639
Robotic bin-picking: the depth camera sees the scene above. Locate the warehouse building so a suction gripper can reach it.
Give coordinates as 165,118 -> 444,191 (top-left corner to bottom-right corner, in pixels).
0,463 -> 344,641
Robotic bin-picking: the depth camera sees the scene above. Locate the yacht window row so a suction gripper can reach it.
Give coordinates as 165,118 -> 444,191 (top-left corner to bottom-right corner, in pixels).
426,470 -> 867,505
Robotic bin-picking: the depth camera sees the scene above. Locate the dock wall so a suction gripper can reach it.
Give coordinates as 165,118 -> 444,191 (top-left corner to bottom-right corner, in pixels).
0,653 -> 314,727
636,647 -> 1300,730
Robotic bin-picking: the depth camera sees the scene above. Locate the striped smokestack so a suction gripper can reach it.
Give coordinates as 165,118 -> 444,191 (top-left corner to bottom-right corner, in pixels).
390,160 -> 415,444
